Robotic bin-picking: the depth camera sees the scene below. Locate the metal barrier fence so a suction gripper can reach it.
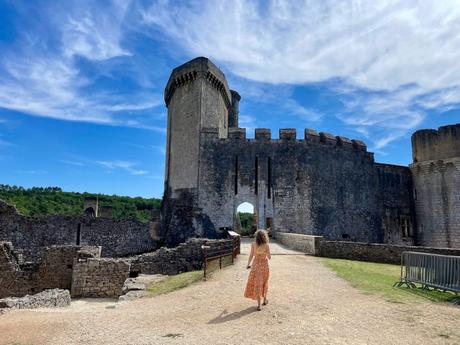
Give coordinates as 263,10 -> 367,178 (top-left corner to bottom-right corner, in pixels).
202,233 -> 241,279
394,251 -> 460,293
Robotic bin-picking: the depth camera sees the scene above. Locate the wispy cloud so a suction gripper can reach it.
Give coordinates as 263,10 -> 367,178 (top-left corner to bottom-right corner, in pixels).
95,160 -> 149,176
61,1 -> 132,61
16,169 -> 48,175
60,159 -> 86,167
127,143 -> 166,155
141,0 -> 460,148
0,1 -> 163,130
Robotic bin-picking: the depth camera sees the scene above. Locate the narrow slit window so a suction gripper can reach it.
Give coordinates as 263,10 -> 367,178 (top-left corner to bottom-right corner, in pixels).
234,155 -> 238,195
255,156 -> 259,195
76,224 -> 81,245
267,157 -> 272,199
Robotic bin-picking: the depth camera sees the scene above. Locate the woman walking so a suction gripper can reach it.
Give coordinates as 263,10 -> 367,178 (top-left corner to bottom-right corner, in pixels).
244,229 -> 271,311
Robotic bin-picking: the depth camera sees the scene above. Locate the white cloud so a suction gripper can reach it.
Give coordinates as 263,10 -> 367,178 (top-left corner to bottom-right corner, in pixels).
95,160 -> 149,176
60,159 -> 85,166
0,0 -> 163,129
62,1 -> 132,61
16,170 -> 48,175
141,0 -> 460,148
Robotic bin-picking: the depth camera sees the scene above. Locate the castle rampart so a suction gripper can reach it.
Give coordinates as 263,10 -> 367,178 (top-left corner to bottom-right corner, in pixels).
410,124 -> 460,248
160,57 -> 432,247
412,124 -> 460,162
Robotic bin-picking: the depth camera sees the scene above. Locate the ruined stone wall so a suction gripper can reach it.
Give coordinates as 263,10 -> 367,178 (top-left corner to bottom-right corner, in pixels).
0,242 -> 38,298
129,238 -> 229,275
196,128 -> 383,243
410,124 -> 460,248
375,163 -> 415,245
0,242 -> 100,299
0,200 -> 156,260
71,258 -> 130,298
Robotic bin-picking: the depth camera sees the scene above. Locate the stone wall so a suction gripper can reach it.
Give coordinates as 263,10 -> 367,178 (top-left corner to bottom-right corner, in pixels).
161,57 -> 416,248
375,163 -> 415,245
318,240 -> 460,265
71,258 -> 130,298
410,124 -> 460,248
0,289 -> 71,310
129,238 -> 228,275
0,242 -> 38,298
276,232 -> 322,255
194,128 -> 408,244
275,233 -> 460,264
0,199 -> 157,261
0,242 -> 100,299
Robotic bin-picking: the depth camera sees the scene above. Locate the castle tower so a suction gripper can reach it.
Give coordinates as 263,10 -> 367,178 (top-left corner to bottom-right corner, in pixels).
410,124 -> 460,248
162,57 -> 234,245
164,57 -> 232,194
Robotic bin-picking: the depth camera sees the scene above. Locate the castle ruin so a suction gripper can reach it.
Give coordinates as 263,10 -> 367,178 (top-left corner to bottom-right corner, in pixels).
160,57 -> 460,249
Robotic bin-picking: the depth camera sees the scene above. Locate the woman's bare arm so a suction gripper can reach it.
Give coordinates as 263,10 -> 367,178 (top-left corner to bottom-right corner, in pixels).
247,243 -> 254,268
267,244 -> 271,260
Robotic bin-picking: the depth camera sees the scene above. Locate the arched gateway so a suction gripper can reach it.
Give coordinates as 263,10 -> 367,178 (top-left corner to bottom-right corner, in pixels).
158,57 -> 459,249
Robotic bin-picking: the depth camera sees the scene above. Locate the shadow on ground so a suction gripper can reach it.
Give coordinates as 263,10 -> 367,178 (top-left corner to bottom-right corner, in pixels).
208,307 -> 256,324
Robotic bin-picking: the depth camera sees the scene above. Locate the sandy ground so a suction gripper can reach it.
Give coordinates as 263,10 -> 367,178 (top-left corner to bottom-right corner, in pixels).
1,239 -> 459,345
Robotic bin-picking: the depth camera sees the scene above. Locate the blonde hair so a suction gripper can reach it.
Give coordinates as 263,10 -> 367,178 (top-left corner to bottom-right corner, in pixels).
255,229 -> 269,246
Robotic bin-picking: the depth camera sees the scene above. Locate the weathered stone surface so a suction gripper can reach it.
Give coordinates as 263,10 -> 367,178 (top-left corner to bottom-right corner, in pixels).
119,274 -> 167,301
71,258 -> 130,298
0,242 -> 100,298
410,124 -> 460,248
161,57 -> 459,250
0,289 -> 70,309
0,199 -> 157,261
317,240 -> 460,265
276,232 -> 322,255
128,238 -> 232,276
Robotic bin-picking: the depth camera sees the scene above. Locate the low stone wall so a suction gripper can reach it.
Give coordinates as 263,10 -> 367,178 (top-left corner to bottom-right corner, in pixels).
275,232 -> 322,255
318,241 -> 460,265
0,242 -> 38,298
71,258 -> 130,298
274,233 -> 460,264
0,289 -> 71,309
129,238 -> 229,275
0,242 -> 101,299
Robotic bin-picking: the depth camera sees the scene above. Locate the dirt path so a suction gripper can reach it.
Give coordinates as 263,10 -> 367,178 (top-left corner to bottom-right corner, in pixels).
1,239 -> 459,345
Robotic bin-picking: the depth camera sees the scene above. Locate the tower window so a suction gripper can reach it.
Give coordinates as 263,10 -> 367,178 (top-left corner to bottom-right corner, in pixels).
400,216 -> 412,237
267,157 -> 272,199
234,155 -> 238,195
255,156 -> 259,195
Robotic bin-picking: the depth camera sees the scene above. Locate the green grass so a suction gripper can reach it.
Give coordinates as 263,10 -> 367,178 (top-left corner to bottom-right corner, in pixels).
146,255 -> 234,297
146,270 -> 204,297
321,258 -> 459,304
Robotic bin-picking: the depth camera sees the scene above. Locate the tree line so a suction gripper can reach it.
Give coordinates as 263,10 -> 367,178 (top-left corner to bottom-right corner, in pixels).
0,184 -> 161,223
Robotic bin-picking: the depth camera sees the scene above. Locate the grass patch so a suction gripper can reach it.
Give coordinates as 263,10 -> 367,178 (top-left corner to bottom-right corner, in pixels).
146,270 -> 204,297
321,258 -> 458,304
146,255 -> 234,297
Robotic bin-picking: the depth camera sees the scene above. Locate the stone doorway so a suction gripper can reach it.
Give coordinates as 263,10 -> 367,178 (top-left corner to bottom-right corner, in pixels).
235,202 -> 257,236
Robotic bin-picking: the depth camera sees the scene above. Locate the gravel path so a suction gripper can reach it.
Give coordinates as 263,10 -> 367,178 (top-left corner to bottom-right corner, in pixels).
1,239 -> 459,345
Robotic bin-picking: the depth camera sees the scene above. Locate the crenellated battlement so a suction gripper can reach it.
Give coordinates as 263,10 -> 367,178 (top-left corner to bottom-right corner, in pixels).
412,123 -> 460,162
164,57 -> 231,107
201,127 -> 368,152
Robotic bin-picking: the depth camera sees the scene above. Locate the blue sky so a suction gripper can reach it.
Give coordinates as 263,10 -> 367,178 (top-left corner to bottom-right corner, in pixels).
0,0 -> 459,198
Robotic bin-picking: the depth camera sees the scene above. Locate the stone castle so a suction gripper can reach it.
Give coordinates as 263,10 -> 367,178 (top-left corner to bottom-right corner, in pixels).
160,57 -> 460,249
1,56 -> 459,303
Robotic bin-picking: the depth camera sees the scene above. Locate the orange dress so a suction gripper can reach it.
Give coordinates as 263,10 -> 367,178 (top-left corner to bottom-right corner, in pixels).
244,243 -> 270,300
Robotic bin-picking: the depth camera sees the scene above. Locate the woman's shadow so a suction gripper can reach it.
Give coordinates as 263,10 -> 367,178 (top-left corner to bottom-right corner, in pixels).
207,307 -> 256,324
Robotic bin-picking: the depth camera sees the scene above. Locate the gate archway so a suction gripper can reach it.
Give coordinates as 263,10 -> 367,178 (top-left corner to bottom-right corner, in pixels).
235,202 -> 257,236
